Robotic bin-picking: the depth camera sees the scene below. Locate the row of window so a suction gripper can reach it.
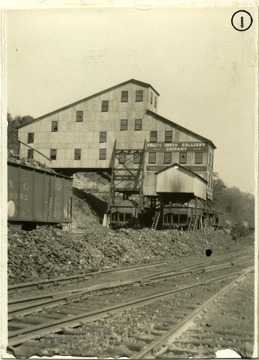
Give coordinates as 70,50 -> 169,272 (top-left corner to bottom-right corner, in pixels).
27,129 -> 172,143
27,148 -> 107,161
27,149 -> 203,164
147,151 -> 203,165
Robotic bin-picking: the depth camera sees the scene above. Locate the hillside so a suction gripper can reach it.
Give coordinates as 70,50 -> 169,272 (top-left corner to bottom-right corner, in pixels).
211,178 -> 255,229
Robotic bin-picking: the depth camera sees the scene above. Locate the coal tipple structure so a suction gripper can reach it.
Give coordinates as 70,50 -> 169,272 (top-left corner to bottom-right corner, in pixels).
18,79 -> 219,230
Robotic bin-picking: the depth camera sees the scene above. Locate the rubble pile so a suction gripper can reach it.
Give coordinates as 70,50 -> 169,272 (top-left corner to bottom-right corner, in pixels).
8,225 -> 253,284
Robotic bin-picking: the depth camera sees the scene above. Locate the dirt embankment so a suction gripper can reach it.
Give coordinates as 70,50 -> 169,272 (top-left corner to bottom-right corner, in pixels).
8,225 -> 254,284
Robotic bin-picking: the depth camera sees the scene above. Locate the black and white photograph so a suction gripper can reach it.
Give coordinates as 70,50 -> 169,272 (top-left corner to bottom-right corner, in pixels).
1,1 -> 258,359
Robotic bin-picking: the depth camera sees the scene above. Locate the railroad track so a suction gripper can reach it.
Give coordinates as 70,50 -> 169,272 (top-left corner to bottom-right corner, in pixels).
9,251 -> 253,319
9,247 -> 253,296
131,267 -> 254,359
8,253 -> 253,356
8,260 -> 168,295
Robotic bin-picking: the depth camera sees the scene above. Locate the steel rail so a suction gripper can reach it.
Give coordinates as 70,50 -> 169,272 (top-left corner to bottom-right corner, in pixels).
8,270 -> 247,347
8,255 -> 252,318
131,266 -> 254,359
8,260 -> 167,292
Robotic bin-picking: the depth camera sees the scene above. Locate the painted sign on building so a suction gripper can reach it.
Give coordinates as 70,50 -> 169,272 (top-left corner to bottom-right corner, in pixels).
146,142 -> 208,152
146,165 -> 208,172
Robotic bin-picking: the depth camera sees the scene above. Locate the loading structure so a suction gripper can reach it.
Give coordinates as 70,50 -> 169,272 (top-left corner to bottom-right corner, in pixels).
16,78 -> 220,230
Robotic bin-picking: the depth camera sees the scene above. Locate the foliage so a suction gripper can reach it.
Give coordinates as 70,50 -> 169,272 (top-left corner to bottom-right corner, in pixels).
212,177 -> 254,230
7,113 -> 33,154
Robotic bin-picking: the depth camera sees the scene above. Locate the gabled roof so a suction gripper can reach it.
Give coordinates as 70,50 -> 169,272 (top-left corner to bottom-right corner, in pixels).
155,163 -> 208,183
17,79 -> 160,129
146,110 -> 216,149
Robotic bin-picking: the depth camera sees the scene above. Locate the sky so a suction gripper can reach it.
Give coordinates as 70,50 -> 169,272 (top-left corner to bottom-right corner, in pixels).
5,5 -> 257,194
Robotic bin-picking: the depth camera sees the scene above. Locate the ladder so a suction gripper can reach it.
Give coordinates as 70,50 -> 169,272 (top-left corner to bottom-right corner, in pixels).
188,214 -> 198,231
151,211 -> 161,230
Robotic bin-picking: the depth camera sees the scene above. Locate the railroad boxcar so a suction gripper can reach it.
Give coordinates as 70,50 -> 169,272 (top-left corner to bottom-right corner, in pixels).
8,161 -> 72,227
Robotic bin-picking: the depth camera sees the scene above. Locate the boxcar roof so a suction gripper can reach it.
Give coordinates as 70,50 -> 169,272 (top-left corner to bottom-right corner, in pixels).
7,160 -> 73,179
16,79 -> 160,129
146,110 -> 216,149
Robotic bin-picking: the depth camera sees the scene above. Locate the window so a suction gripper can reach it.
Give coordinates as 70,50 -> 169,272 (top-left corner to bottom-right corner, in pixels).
149,152 -> 156,164
119,152 -> 126,164
150,92 -> 153,104
165,131 -> 172,143
51,121 -> 58,132
135,119 -> 142,131
27,149 -> 34,159
136,90 -> 143,102
179,214 -> 188,224
101,100 -> 109,112
99,149 -> 106,160
195,152 -> 203,164
179,152 -> 187,164
134,151 -> 141,164
76,111 -> 83,122
50,149 -> 57,160
74,149 -> 81,160
150,131 -> 157,143
99,131 -> 107,143
164,152 -> 171,164
27,133 -> 34,144
120,119 -> 128,131
154,96 -> 157,108
121,91 -> 128,102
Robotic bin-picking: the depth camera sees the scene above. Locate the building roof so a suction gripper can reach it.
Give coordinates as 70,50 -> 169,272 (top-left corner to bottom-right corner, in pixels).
16,79 -> 160,129
155,163 -> 208,183
146,110 -> 216,149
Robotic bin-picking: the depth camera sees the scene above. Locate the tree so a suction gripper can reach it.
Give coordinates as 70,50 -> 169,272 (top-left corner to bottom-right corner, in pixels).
211,177 -> 254,228
7,113 -> 33,154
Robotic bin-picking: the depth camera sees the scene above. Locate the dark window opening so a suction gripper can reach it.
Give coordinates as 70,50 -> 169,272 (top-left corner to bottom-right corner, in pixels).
179,214 -> 188,224
154,96 -> 157,108
135,119 -> 142,131
149,152 -> 156,164
173,214 -> 178,223
165,131 -> 172,143
136,90 -> 143,102
125,213 -> 132,221
150,131 -> 157,143
27,133 -> 34,144
179,152 -> 187,164
51,121 -> 58,132
120,119 -> 128,131
119,152 -> 126,164
76,110 -> 83,122
50,149 -> 57,160
150,92 -> 153,104
99,131 -> 107,143
121,91 -> 128,102
101,100 -> 109,112
164,152 -> 171,164
195,152 -> 203,164
27,149 -> 34,159
164,214 -> 171,224
99,149 -> 106,160
134,151 -> 141,164
74,149 -> 81,160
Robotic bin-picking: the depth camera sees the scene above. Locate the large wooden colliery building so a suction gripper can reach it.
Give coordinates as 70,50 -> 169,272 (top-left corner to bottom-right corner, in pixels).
18,79 -> 219,229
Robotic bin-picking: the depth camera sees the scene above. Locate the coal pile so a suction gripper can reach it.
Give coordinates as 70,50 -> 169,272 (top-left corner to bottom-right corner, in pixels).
8,150 -> 56,173
8,225 -> 253,284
